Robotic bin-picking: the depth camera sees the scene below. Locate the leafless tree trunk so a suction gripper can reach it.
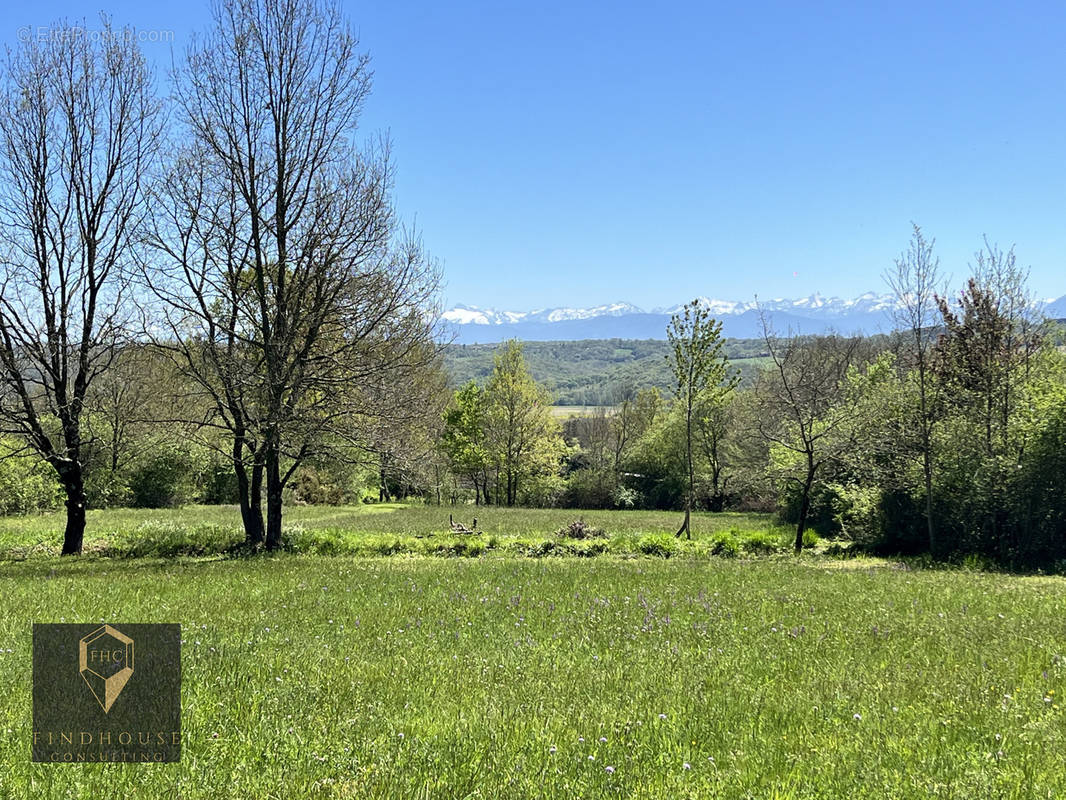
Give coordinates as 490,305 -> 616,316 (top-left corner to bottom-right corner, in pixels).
0,19 -> 161,554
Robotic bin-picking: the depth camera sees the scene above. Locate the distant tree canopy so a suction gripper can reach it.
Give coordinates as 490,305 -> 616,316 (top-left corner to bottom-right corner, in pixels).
442,341 -> 564,507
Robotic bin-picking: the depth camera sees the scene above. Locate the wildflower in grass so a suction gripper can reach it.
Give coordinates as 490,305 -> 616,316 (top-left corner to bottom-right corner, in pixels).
549,746 -> 556,754
578,737 -> 584,743
853,713 -> 862,721
659,713 -> 667,720
605,766 -> 615,774
683,762 -> 691,770
588,755 -> 595,761
599,737 -> 607,743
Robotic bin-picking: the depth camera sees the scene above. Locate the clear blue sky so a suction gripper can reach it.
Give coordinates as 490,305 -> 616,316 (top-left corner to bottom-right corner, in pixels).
4,1 -> 1066,310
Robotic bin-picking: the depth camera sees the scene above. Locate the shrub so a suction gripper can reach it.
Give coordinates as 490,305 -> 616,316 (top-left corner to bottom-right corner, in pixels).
709,530 -> 740,557
288,466 -> 347,506
742,531 -> 782,554
0,442 -> 62,514
555,519 -> 607,540
129,446 -> 196,508
637,533 -> 678,557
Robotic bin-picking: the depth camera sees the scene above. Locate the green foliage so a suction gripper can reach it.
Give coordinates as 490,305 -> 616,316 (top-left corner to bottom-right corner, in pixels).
128,444 -> 197,508
440,381 -> 489,489
742,530 -> 783,554
0,439 -> 62,514
287,466 -> 349,506
483,341 -> 567,506
708,530 -> 739,557
444,338 -> 771,405
637,532 -> 678,557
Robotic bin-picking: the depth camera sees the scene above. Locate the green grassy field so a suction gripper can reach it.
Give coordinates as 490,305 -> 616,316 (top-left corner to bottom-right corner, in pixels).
0,504 -> 792,560
2,506 -> 1064,797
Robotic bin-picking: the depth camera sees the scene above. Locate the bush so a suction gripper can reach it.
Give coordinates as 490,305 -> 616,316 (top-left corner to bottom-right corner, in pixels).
288,466 -> 347,506
0,443 -> 62,514
199,459 -> 240,505
742,530 -> 783,554
555,519 -> 607,539
561,469 -> 617,509
709,530 -> 739,557
637,533 -> 678,557
777,482 -> 843,536
129,446 -> 196,508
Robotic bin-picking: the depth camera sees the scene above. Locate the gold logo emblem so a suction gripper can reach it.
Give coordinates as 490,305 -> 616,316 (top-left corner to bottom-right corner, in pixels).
78,625 -> 134,713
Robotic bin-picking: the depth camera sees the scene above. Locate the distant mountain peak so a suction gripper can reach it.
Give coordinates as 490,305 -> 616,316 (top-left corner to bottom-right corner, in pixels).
441,291 -> 1066,345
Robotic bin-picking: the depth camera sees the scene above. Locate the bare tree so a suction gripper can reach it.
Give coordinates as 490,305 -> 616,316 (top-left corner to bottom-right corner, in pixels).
756,315 -> 864,553
0,19 -> 162,554
147,0 -> 442,549
884,224 -> 947,555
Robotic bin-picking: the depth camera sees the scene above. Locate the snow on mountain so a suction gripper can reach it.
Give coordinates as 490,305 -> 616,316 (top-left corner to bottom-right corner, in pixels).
441,292 -> 1065,344
442,302 -> 643,326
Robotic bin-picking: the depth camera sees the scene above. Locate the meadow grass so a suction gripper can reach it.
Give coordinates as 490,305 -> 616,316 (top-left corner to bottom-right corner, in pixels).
1,554 -> 1064,797
0,504 -> 792,560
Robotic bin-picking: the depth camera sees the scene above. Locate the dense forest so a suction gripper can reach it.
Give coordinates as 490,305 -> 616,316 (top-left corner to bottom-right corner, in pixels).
444,338 -> 774,405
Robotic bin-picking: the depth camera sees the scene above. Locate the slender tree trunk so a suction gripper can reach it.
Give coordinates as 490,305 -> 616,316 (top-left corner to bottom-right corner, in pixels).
917,361 -> 937,557
795,466 -> 815,554
677,407 -> 693,539
265,444 -> 283,551
59,467 -> 87,556
922,443 -> 935,557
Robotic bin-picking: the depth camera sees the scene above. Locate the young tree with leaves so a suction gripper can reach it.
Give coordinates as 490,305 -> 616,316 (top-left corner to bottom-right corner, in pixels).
483,341 -> 563,507
441,381 -> 491,505
667,300 -> 740,538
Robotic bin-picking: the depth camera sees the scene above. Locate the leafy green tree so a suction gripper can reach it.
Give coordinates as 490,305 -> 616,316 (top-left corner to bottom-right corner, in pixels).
667,301 -> 739,538
441,382 -> 491,504
483,341 -> 564,506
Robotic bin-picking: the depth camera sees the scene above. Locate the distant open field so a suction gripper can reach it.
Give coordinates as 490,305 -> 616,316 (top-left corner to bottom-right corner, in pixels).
0,504 -> 787,560
2,535 -> 1064,797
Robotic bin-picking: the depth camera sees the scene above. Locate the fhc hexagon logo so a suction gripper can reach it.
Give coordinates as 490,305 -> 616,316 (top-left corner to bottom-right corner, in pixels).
78,625 -> 134,713
33,623 -> 181,763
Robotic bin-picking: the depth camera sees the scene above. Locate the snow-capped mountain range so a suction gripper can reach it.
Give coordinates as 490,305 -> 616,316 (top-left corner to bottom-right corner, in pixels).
442,292 -> 1066,344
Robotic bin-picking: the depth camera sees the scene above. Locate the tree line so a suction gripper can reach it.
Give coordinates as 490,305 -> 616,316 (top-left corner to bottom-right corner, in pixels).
439,226 -> 1066,567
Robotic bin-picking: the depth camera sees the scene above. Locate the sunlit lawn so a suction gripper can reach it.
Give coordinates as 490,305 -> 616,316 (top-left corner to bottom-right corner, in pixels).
1,553 -> 1064,798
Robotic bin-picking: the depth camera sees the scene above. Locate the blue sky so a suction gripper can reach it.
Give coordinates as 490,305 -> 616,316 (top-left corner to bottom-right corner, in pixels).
4,1 -> 1066,310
